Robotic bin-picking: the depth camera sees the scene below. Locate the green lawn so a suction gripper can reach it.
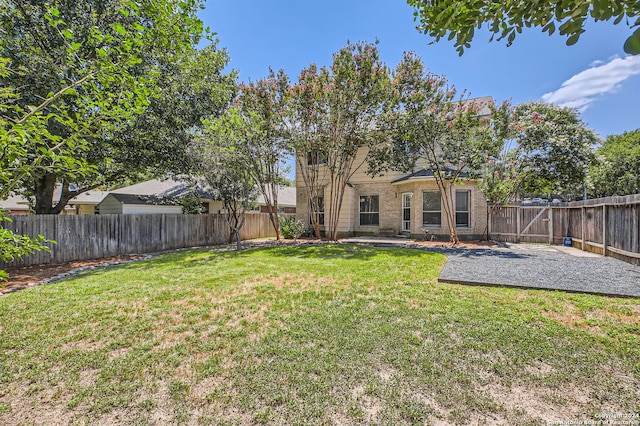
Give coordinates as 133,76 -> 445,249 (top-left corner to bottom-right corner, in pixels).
0,244 -> 639,425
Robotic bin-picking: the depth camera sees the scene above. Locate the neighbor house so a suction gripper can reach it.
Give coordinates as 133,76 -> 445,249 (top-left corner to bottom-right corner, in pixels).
97,193 -> 184,214
102,178 -> 215,214
295,97 -> 492,240
0,189 -> 108,215
100,178 -> 296,215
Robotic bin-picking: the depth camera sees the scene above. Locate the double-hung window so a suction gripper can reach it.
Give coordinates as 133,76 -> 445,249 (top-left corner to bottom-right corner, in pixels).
422,191 -> 441,227
455,191 -> 470,227
359,195 -> 379,226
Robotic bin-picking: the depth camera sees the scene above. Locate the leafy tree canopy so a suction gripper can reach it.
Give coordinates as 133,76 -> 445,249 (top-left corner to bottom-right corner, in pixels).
590,128 -> 640,196
510,102 -> 598,198
408,0 -> 640,55
1,0 -> 235,214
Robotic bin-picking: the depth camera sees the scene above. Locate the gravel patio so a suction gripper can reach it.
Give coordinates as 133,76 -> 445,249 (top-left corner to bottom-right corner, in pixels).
342,237 -> 640,298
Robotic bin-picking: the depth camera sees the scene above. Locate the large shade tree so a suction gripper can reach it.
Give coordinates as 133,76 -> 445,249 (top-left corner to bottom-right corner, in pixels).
590,129 -> 640,196
408,0 -> 640,55
510,102 -> 598,199
1,0 -> 235,214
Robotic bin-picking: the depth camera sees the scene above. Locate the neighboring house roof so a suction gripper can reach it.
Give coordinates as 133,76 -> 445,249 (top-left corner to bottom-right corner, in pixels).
112,178 -> 217,200
107,193 -> 181,206
69,190 -> 109,205
0,194 -> 31,212
391,169 -> 469,185
256,186 -> 296,208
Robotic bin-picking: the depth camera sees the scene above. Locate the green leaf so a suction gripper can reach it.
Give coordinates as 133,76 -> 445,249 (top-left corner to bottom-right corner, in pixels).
623,28 -> 640,55
62,29 -> 73,39
566,33 -> 580,46
113,23 -> 126,36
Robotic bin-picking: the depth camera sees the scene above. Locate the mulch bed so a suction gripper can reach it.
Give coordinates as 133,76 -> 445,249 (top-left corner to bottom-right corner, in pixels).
1,255 -> 145,295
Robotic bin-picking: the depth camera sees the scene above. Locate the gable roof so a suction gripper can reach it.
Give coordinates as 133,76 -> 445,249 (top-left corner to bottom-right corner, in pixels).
0,194 -> 30,211
112,178 -> 217,200
107,193 -> 181,206
69,190 -> 109,205
391,169 -> 469,185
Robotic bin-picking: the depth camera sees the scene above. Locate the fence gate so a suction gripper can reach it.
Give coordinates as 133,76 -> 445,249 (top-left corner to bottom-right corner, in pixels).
489,205 -> 554,244
519,206 -> 553,243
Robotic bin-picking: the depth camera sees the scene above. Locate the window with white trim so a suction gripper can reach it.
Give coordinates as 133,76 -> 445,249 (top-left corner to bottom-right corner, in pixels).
359,195 -> 379,226
422,191 -> 441,227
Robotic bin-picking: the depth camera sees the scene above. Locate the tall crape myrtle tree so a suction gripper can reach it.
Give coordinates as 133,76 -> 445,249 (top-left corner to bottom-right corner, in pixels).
290,41 -> 391,240
368,52 -> 501,244
511,102 -> 598,199
288,64 -> 328,239
195,111 -> 259,251
1,0 -> 235,214
236,70 -> 292,240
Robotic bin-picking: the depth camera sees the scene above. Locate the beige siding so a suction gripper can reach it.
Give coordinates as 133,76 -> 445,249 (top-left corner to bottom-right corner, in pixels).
76,204 -> 96,215
98,195 -> 123,214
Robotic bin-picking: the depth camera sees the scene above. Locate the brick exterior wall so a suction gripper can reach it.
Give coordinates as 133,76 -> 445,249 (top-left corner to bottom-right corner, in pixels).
295,147 -> 488,240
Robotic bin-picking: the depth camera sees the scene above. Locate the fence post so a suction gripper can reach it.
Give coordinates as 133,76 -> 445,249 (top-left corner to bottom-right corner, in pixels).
602,204 -> 607,256
487,205 -> 492,240
581,207 -> 585,251
548,207 -> 553,245
516,206 -> 521,243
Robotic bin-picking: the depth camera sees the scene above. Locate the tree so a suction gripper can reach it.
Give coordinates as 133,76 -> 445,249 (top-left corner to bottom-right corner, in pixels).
590,129 -> 640,196
236,70 -> 292,240
1,0 -> 235,214
290,41 -> 391,240
0,50 -> 89,280
196,111 -> 259,251
408,0 -> 640,55
368,52 -> 502,244
510,102 -> 598,199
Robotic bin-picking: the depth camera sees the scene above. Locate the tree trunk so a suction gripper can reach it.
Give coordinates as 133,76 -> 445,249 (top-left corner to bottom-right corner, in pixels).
34,173 -> 58,214
236,227 -> 242,251
33,174 -> 97,215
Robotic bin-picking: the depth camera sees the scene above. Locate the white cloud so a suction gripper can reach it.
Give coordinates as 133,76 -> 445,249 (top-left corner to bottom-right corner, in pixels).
541,55 -> 640,112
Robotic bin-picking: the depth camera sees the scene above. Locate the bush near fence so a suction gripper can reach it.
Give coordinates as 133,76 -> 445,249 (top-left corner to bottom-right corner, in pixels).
0,213 -> 287,268
489,194 -> 640,265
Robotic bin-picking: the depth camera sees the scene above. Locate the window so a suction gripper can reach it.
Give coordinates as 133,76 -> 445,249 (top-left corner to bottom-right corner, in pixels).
359,195 -> 379,226
310,196 -> 324,225
306,151 -> 327,166
456,190 -> 470,227
422,191 -> 441,227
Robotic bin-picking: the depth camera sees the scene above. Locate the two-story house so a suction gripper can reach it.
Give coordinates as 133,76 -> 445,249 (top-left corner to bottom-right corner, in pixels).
295,96 -> 493,240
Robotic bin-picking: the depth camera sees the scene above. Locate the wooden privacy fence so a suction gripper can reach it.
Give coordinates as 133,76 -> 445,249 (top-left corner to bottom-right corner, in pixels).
1,212 -> 284,268
489,194 -> 640,265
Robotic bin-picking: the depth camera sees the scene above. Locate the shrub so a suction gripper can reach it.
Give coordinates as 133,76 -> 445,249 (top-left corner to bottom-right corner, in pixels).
279,216 -> 306,240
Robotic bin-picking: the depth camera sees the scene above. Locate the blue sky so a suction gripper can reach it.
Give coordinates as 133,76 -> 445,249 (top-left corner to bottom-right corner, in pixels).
200,0 -> 640,140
